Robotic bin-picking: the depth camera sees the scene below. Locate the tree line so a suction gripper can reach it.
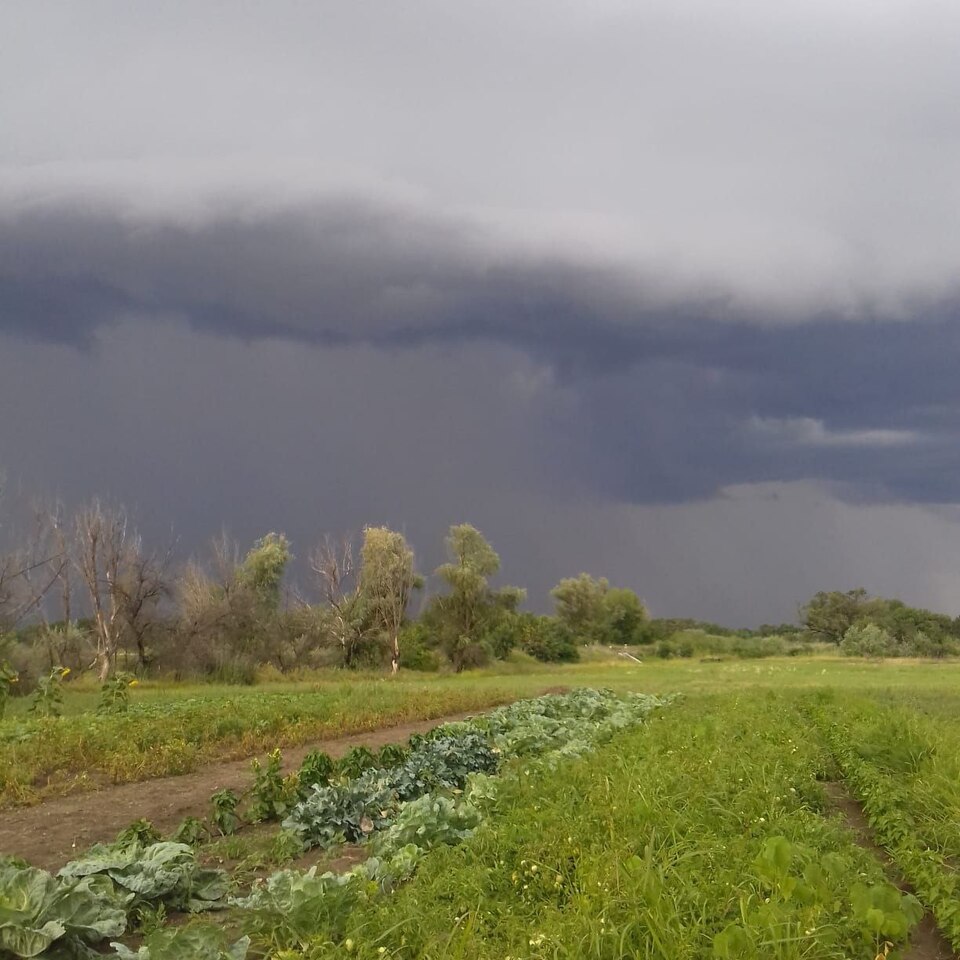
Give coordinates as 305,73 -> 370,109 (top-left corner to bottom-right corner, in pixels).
0,495 -> 653,686
800,588 -> 960,658
5,490 -> 957,689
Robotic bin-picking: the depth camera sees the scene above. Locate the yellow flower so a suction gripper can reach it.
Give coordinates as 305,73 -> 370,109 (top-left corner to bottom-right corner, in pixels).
129,679 -> 140,687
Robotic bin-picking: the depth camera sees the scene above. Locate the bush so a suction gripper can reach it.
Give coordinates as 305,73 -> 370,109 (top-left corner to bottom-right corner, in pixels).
397,623 -> 442,672
521,619 -> 579,663
481,615 -> 523,660
731,635 -> 788,659
207,657 -> 258,686
840,623 -> 896,659
898,630 -> 959,658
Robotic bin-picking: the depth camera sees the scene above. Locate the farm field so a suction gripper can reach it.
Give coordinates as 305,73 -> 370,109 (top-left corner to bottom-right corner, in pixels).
5,655 -> 960,809
3,658 -> 960,959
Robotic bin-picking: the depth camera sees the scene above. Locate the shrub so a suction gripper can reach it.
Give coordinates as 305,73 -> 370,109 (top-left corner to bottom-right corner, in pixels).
521,619 -> 579,663
397,623 -> 442,672
731,635 -> 788,659
481,615 -> 523,660
840,623 -> 896,659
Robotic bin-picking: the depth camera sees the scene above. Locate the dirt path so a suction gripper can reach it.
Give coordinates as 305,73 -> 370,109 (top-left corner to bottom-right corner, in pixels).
822,781 -> 957,960
0,710 -> 481,871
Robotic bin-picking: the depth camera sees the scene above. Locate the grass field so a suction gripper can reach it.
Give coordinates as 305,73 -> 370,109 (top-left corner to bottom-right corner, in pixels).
5,654 -> 960,808
5,656 -> 960,959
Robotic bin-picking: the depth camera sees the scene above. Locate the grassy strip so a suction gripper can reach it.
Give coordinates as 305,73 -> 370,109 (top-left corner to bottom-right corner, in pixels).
0,677 -> 558,807
807,692 -> 960,947
284,693 -> 918,960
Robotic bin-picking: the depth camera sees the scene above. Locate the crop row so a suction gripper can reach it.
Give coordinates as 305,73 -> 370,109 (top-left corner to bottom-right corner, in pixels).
276,693 -> 922,959
806,692 -> 960,947
0,688 -> 666,959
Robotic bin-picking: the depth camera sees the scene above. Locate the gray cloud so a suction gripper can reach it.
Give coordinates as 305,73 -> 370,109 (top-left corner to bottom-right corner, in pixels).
5,1 -> 960,313
0,192 -> 960,503
3,192 -> 960,509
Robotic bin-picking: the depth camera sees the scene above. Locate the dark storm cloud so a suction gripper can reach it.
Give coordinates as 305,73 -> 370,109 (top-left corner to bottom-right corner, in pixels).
5,0 -> 960,622
2,193 -> 959,508
0,194 -> 705,354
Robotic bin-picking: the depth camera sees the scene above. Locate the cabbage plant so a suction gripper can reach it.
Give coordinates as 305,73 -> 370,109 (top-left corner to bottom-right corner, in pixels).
0,862 -> 128,958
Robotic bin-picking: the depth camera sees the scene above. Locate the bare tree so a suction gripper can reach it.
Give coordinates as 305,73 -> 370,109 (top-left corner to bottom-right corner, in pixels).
0,504 -> 67,635
310,533 -> 372,667
30,500 -> 86,670
40,501 -> 73,629
0,549 -> 65,632
115,539 -> 174,670
74,501 -> 127,680
74,500 -> 169,680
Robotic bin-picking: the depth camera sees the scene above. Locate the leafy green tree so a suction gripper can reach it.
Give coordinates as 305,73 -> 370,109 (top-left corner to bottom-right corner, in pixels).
551,573 -> 609,642
519,616 -> 580,662
600,587 -> 649,645
428,524 -> 525,670
552,575 -> 647,645
238,533 -> 292,613
360,526 -> 420,673
800,589 -> 869,644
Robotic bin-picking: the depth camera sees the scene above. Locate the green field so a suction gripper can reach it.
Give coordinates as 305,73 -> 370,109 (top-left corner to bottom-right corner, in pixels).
4,657 -> 960,959
5,654 -> 960,808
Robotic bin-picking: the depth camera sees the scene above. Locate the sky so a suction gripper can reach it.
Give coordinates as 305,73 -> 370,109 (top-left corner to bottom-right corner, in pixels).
2,1 -> 960,625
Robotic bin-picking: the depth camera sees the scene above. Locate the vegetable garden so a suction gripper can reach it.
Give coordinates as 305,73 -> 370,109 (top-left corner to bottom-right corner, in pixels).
4,662 -> 960,959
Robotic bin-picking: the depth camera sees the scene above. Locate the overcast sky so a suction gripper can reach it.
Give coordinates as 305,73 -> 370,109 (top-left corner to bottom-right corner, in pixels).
3,1 -> 960,625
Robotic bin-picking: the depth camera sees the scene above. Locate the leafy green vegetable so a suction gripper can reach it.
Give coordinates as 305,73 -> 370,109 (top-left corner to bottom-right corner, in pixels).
0,862 -> 128,958
386,732 -> 497,801
58,842 -> 226,913
375,743 -> 408,768
284,771 -> 397,848
171,817 -> 209,847
372,795 -> 481,856
114,819 -> 161,850
210,790 -> 241,837
111,924 -> 250,959
284,689 -> 666,853
229,867 -> 357,950
297,750 -> 336,794
336,746 -> 379,780
248,749 -> 298,822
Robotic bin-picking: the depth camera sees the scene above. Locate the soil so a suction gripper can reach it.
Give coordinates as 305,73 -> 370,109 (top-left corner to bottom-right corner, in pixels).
0,710 -> 481,871
821,781 -> 957,960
